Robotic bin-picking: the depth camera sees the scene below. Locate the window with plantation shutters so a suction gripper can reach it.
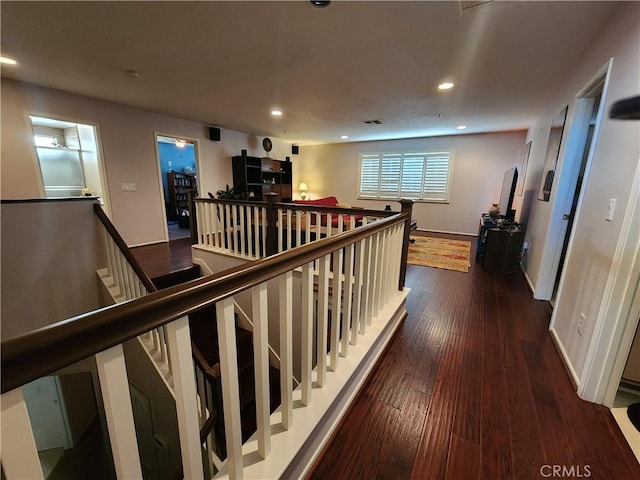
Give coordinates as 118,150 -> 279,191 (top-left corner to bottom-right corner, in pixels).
358,151 -> 453,202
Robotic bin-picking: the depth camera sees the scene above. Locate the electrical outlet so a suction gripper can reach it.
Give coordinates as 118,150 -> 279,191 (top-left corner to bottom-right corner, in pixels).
577,313 -> 586,335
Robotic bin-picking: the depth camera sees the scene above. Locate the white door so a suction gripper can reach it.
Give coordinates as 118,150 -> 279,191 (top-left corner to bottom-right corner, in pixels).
130,383 -> 161,480
23,376 -> 70,450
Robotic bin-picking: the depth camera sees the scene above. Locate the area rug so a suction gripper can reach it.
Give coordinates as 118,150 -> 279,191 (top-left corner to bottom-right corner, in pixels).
407,236 -> 471,273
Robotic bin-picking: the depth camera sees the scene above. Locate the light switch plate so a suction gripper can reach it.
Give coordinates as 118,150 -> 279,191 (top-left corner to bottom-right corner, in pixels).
605,198 -> 617,221
121,182 -> 137,192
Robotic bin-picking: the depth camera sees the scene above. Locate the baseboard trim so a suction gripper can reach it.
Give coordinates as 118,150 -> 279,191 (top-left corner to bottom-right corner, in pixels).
416,228 -> 477,237
549,326 -> 580,390
522,267 -> 536,294
128,239 -> 168,248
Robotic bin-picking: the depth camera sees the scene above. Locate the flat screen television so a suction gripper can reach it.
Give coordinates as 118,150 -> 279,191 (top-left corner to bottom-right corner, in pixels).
498,167 -> 518,221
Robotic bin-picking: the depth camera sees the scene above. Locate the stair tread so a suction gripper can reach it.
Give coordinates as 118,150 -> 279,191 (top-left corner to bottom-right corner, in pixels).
188,302 -> 282,449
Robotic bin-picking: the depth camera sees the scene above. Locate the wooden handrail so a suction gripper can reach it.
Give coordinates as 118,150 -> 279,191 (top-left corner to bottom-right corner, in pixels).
93,203 -> 157,293
1,212 -> 408,393
193,196 -> 398,219
192,343 -> 221,379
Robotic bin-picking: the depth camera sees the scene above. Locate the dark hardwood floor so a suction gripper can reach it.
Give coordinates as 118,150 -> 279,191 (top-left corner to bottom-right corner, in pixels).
309,232 -> 640,480
129,232 -> 640,479
130,237 -> 194,280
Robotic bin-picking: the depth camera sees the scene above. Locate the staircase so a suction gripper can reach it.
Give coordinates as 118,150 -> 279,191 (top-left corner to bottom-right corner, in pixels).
151,268 -> 282,461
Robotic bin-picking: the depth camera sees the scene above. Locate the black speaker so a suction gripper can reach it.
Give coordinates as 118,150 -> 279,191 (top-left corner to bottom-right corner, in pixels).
292,145 -> 299,155
209,127 -> 221,142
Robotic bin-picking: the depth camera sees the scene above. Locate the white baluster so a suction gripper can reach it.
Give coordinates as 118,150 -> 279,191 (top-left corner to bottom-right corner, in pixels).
225,204 -> 232,253
277,208 -> 283,253
286,209 -> 292,252
301,261 -> 313,405
341,242 -> 354,356
1,387 -> 44,479
316,254 -> 330,387
330,247 -> 342,370
361,234 -> 373,333
295,210 -> 302,248
106,235 -> 117,282
195,201 -> 203,244
95,345 -> 143,479
166,316 -> 204,479
368,232 -> 380,323
239,205 -> 246,255
210,203 -> 217,248
352,238 -> 365,345
279,271 -> 293,429
379,229 -> 390,306
216,298 -> 244,479
393,225 -> 403,290
315,211 -> 322,244
261,206 -> 267,256
254,206 -> 260,258
305,209 -> 312,246
251,283 -> 271,458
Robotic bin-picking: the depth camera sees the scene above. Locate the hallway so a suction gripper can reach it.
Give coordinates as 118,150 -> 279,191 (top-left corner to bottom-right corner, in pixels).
309,233 -> 640,479
128,233 -> 640,479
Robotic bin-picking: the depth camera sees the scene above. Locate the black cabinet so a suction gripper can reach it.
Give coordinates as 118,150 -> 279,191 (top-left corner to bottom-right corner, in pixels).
483,227 -> 524,275
232,152 -> 292,201
476,214 -> 499,262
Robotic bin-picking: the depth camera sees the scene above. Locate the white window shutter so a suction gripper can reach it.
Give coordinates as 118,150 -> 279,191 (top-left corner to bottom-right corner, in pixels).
359,151 -> 452,202
400,154 -> 425,198
360,154 -> 381,197
379,154 -> 402,197
422,154 -> 451,201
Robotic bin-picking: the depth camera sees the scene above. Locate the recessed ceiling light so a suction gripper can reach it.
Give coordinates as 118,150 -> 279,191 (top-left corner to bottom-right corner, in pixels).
457,125 -> 467,130
271,109 -> 282,117
438,82 -> 454,90
0,56 -> 17,65
341,135 -> 349,139
310,0 -> 331,8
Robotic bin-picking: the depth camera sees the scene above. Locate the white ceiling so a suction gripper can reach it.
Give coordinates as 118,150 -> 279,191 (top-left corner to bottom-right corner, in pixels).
1,1 -> 620,145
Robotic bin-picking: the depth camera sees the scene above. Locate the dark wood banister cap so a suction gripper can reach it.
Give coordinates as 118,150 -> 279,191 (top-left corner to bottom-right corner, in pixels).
2,212 -> 409,393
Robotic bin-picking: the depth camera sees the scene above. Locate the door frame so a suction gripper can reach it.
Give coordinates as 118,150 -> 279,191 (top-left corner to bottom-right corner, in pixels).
536,60 -> 613,301
153,132 -> 201,242
580,157 -> 640,405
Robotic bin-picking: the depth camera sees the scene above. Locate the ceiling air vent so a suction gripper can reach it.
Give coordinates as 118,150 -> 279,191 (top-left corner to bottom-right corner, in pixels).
460,1 -> 493,10
460,0 -> 515,17
363,119 -> 383,125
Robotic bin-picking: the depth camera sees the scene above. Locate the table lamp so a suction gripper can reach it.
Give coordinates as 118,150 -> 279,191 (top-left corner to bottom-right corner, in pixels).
299,182 -> 308,200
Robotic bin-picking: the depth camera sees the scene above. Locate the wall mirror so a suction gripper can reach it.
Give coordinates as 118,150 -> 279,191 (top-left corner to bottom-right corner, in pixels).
538,105 -> 568,201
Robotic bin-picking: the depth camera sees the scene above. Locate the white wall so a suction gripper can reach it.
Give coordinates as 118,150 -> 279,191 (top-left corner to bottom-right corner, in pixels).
0,79 -> 293,246
293,131 -> 526,235
522,2 -> 640,384
0,198 -> 103,339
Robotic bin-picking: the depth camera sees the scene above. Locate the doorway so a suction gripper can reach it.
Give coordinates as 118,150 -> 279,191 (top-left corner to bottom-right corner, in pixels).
551,92 -> 603,303
539,63 -> 610,303
155,135 -> 199,241
29,115 -> 110,215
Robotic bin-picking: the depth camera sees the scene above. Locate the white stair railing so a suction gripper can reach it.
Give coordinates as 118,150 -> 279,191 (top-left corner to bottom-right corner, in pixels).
195,199 -> 267,259
95,208 -> 174,389
193,197 -> 394,259
2,209 -> 411,480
